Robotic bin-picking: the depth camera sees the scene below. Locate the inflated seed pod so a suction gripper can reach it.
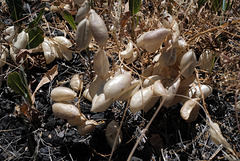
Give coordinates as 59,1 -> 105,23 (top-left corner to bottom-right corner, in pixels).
57,43 -> 73,61
89,9 -> 108,47
163,78 -> 181,107
12,30 -> 28,53
198,50 -> 213,72
0,45 -> 9,67
195,84 -> 212,98
73,0 -> 85,5
42,38 -> 55,64
105,120 -> 123,149
143,95 -> 160,112
120,41 -> 134,59
51,87 -> 77,102
77,120 -> 97,135
91,92 -> 113,112
117,80 -> 140,101
159,47 -> 177,67
53,36 -> 72,48
136,28 -> 171,53
129,86 -> 155,114
125,51 -> 138,64
68,115 -> 87,126
93,49 -> 109,78
4,26 -> 16,42
180,49 -> 197,78
89,75 -> 106,100
70,74 -> 83,92
52,103 -> 80,120
143,75 -> 162,88
103,71 -> 132,99
48,39 -> 62,58
180,98 -> 200,122
153,80 -> 167,96
83,88 -> 92,101
75,1 -> 90,23
76,18 -> 92,51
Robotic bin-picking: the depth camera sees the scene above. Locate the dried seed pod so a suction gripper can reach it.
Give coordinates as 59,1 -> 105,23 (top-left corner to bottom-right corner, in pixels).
180,98 -> 200,122
180,49 -> 197,78
198,50 -> 213,72
57,43 -> 73,61
91,92 -> 113,112
52,103 -> 80,120
125,51 -> 138,64
76,18 -> 92,51
120,41 -> 134,59
103,72 -> 132,99
89,9 -> 108,47
73,0 -> 85,5
70,74 -> 83,92
68,115 -> 87,126
117,80 -> 140,101
83,88 -> 92,101
51,87 -> 77,102
48,39 -> 62,58
93,49 -> 109,78
195,84 -> 212,98
75,1 -> 90,23
129,86 -> 155,114
143,75 -> 162,88
89,75 -> 106,100
209,120 -> 234,154
12,30 -> 29,53
136,28 -> 171,53
163,78 -> 181,107
42,38 -> 56,64
77,120 -> 97,135
53,36 -> 72,48
143,95 -> 160,112
0,45 -> 9,67
4,26 -> 16,42
159,47 -> 177,67
153,80 -> 167,96
105,120 -> 123,149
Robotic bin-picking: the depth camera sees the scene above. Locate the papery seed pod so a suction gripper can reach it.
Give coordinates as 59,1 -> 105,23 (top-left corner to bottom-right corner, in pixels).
4,26 -> 16,42
103,71 -> 132,99
42,38 -> 55,64
195,84 -> 212,98
236,101 -> 240,112
129,86 -> 155,114
53,36 -> 72,48
70,74 -> 83,92
93,49 -> 109,78
57,43 -> 73,61
136,28 -> 171,53
163,78 -> 181,107
125,51 -> 138,64
76,18 -> 92,51
209,120 -> 234,154
180,98 -> 200,122
91,92 -> 113,112
77,120 -> 97,135
73,0 -> 85,5
198,50 -> 213,72
83,88 -> 92,101
143,95 -> 160,112
120,41 -> 134,59
153,80 -> 167,96
0,45 -> 9,67
89,9 -> 108,47
143,75 -> 162,88
106,120 -> 123,149
48,39 -> 62,58
68,115 -> 87,126
117,80 -> 140,101
12,30 -> 28,53
159,47 -> 177,67
180,49 -> 197,78
162,11 -> 174,29
51,87 -> 77,102
89,75 -> 106,100
75,1 -> 90,23
52,103 -> 80,120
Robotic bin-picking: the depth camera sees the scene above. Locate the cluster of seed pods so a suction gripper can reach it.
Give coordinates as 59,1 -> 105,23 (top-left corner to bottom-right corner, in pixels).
50,74 -> 98,135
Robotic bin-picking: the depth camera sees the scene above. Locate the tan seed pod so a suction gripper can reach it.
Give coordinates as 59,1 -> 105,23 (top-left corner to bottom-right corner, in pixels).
68,115 -> 87,126
53,36 -> 72,48
180,49 -> 197,78
153,80 -> 167,96
159,47 -> 177,67
76,18 -> 92,51
83,88 -> 92,101
143,75 -> 162,88
70,74 -> 83,92
103,71 -> 132,99
42,38 -> 56,64
124,51 -> 138,64
93,49 -> 109,78
198,50 -> 213,72
163,78 -> 181,107
57,43 -> 73,61
136,28 -> 171,53
48,39 -> 62,59
180,98 -> 200,122
117,80 -> 140,101
89,9 -> 108,47
120,41 -> 134,59
52,103 -> 80,120
0,45 -> 9,67
129,86 -> 155,114
105,120 -> 123,149
89,75 -> 106,100
51,87 -> 77,102
73,0 -> 85,5
4,26 -> 16,42
75,1 -> 90,23
12,30 -> 29,53
91,92 -> 113,112
77,120 -> 97,135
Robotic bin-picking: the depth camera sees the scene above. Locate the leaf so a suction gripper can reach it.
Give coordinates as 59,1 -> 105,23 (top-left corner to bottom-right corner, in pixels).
6,0 -> 23,23
58,8 -> 77,31
31,65 -> 58,103
27,27 -> 44,49
129,0 -> 141,16
28,5 -> 45,29
7,72 -> 29,99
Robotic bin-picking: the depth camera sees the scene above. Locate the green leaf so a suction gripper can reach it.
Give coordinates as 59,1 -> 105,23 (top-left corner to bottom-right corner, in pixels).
6,0 -> 23,23
58,8 -> 77,31
129,0 -> 141,16
27,27 -> 44,49
29,6 -> 45,29
7,72 -> 29,99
